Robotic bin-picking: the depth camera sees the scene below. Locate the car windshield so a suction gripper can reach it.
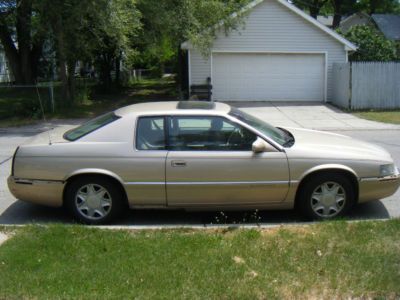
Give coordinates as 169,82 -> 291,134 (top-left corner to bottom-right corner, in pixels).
229,107 -> 291,146
64,112 -> 120,141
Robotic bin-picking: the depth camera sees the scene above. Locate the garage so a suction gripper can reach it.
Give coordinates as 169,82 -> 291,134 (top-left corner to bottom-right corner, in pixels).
182,0 -> 357,103
212,52 -> 326,102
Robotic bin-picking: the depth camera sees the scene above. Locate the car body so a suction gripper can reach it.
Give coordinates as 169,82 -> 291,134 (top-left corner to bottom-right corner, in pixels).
8,101 -> 400,224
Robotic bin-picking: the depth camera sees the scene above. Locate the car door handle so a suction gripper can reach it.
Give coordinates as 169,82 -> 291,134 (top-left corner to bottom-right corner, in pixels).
171,160 -> 187,167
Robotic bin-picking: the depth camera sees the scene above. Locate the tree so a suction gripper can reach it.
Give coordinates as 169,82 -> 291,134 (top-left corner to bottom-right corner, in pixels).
330,0 -> 358,28
38,0 -> 140,102
85,0 -> 141,89
359,0 -> 400,14
291,0 -> 329,19
0,0 -> 46,84
343,25 -> 398,61
136,0 -> 250,87
38,0 -> 93,102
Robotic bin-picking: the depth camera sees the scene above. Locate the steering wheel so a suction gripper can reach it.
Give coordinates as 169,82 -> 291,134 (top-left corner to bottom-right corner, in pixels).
227,127 -> 243,146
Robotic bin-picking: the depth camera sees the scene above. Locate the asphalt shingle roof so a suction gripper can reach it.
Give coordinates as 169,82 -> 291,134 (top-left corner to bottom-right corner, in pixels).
372,14 -> 400,41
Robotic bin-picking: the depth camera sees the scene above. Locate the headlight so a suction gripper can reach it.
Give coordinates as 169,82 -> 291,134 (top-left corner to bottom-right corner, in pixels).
380,164 -> 396,177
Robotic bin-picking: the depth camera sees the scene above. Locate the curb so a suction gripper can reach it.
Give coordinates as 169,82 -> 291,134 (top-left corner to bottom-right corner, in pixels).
0,218 -> 390,230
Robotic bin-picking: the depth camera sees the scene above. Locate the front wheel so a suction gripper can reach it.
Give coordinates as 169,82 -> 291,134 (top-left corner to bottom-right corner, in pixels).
297,173 -> 355,220
65,176 -> 124,224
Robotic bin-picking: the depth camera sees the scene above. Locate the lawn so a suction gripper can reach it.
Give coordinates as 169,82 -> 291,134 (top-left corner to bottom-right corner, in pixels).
354,111 -> 400,124
0,220 -> 399,299
0,78 -> 177,127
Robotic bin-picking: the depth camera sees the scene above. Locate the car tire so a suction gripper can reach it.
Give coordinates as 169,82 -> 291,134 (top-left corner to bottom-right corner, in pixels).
65,176 -> 125,225
297,173 -> 355,220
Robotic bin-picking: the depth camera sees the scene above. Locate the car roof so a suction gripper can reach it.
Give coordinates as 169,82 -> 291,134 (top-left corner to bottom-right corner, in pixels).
114,101 -> 231,117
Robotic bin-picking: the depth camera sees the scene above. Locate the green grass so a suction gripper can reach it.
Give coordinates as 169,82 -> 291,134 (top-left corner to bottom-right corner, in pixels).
354,111 -> 400,124
0,220 -> 399,299
0,78 -> 177,127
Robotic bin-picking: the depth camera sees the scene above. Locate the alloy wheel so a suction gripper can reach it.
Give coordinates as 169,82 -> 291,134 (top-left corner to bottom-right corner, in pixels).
75,183 -> 112,220
311,181 -> 346,218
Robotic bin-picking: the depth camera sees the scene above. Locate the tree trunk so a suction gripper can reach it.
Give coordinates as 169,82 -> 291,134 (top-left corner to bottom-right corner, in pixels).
331,0 -> 343,29
0,22 -> 23,83
16,0 -> 33,84
55,19 -> 71,104
115,53 -> 121,86
0,0 -> 41,84
309,6 -> 319,19
369,0 -> 378,14
67,60 -> 76,103
332,14 -> 342,28
176,45 -> 183,90
308,0 -> 329,19
31,41 -> 44,81
99,53 -> 113,91
59,60 -> 70,105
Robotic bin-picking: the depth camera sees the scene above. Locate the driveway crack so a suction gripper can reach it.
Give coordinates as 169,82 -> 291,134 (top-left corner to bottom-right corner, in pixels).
272,102 -> 303,128
0,157 -> 12,166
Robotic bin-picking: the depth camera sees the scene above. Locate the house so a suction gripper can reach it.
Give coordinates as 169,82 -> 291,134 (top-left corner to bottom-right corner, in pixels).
371,14 -> 400,41
317,15 -> 334,28
0,50 -> 13,83
340,13 -> 400,42
181,0 -> 357,102
339,12 -> 371,33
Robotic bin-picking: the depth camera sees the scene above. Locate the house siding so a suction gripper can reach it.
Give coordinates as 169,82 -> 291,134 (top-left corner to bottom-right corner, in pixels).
189,0 -> 348,101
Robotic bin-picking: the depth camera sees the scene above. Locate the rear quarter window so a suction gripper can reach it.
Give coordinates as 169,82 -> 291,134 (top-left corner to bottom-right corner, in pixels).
64,112 -> 120,141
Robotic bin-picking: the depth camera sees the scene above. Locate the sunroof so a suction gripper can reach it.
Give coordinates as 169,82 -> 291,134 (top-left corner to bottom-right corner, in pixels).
177,101 -> 216,110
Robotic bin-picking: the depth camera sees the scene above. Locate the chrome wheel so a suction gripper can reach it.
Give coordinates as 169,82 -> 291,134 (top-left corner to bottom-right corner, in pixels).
311,182 -> 346,218
75,184 -> 112,220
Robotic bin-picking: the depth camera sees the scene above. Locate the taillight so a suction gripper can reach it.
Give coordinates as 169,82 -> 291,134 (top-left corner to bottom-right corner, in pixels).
11,146 -> 20,176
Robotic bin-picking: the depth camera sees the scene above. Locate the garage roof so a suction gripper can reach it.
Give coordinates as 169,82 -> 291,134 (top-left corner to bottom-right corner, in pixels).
181,0 -> 357,51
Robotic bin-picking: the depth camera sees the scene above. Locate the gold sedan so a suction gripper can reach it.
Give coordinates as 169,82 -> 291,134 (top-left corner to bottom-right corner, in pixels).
8,101 -> 400,224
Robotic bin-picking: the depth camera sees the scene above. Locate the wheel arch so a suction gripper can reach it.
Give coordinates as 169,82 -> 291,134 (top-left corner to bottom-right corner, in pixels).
294,165 -> 359,207
62,169 -> 128,206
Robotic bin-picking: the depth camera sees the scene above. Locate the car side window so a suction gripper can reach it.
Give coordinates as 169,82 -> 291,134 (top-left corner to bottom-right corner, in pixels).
136,117 -> 166,150
168,116 -> 257,151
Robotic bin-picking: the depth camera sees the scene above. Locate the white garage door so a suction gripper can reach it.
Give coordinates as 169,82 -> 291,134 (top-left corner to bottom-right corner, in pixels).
212,53 -> 325,101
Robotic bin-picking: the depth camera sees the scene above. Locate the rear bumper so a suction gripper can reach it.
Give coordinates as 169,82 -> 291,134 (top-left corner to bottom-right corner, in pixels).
7,176 -> 64,207
359,174 -> 400,203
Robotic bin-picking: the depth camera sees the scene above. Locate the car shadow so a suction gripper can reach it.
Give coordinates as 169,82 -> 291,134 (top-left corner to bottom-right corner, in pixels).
0,201 -> 70,225
348,200 -> 390,220
0,199 -> 390,226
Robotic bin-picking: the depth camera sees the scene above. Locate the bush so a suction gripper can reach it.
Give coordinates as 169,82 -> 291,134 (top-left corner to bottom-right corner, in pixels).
343,25 -> 398,62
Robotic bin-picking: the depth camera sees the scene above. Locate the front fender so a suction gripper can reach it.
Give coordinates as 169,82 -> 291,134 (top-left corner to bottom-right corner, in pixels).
283,164 -> 360,205
298,164 -> 359,183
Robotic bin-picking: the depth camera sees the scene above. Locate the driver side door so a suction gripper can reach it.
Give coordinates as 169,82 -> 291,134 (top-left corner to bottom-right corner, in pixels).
166,116 -> 290,208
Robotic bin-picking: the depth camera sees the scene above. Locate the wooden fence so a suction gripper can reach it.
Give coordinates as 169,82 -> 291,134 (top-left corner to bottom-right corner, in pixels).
331,62 -> 400,110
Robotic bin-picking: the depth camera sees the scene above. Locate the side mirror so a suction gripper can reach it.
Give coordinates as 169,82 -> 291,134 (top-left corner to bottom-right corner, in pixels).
252,137 -> 277,153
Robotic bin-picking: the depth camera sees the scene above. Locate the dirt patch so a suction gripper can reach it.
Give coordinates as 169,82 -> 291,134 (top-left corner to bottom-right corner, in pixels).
260,225 -> 315,237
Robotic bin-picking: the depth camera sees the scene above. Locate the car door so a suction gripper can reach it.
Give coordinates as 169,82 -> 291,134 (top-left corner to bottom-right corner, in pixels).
165,115 -> 290,208
126,116 -> 168,207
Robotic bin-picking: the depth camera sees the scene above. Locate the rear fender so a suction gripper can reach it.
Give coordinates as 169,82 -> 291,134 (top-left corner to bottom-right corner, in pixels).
64,168 -> 125,185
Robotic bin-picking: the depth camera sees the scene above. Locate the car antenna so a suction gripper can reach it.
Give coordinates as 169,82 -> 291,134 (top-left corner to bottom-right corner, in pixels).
35,82 -> 52,145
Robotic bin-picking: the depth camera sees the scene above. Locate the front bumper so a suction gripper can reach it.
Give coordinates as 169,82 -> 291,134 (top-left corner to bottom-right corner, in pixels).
7,176 -> 64,207
359,173 -> 400,203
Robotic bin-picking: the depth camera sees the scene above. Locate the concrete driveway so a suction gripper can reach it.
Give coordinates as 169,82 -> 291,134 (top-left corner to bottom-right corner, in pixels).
0,102 -> 399,225
233,101 -> 400,130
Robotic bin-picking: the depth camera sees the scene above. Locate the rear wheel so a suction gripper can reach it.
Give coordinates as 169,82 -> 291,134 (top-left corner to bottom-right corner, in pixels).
297,173 -> 355,220
65,176 -> 124,224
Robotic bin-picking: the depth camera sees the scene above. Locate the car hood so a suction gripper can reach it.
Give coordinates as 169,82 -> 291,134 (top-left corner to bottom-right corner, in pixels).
283,127 -> 392,162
